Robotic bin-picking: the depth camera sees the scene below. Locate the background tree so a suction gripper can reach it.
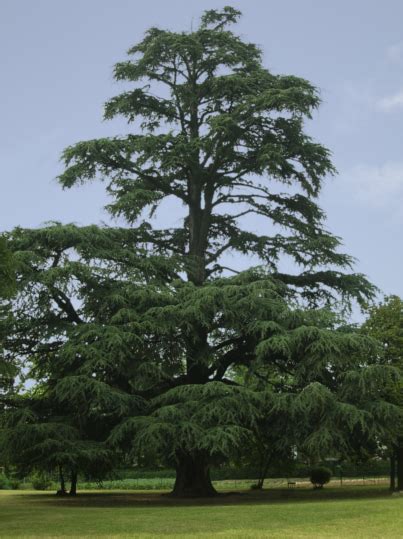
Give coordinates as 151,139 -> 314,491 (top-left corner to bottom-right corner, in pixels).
0,225 -> 143,494
2,7 -> 401,497
0,237 -> 16,299
1,394 -> 116,496
235,310 -> 402,490
0,236 -> 17,399
361,296 -> 403,491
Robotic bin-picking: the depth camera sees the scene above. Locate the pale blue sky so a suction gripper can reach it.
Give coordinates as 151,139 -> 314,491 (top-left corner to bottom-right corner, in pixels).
1,0 -> 403,307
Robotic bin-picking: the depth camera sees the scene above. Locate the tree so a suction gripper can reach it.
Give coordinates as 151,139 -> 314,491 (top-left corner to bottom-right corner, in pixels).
0,236 -> 17,397
0,237 -> 16,299
235,309 -> 402,490
1,384 -> 119,495
2,7 -> 401,497
362,296 -> 403,491
4,229 -> 399,496
0,229 -> 130,495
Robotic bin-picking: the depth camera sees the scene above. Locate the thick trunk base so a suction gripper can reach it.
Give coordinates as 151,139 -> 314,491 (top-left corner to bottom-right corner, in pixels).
170,454 -> 217,498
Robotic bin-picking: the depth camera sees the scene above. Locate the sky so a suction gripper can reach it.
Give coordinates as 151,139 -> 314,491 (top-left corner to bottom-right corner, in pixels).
1,0 -> 403,313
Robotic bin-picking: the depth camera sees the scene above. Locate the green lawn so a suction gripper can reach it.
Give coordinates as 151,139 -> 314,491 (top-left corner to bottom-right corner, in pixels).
0,486 -> 402,538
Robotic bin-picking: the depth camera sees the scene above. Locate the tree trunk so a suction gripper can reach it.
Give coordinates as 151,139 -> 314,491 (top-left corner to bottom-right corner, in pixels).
390,451 -> 396,491
171,453 -> 217,497
256,457 -> 271,490
397,442 -> 403,492
256,477 -> 264,489
69,469 -> 78,496
56,465 -> 67,496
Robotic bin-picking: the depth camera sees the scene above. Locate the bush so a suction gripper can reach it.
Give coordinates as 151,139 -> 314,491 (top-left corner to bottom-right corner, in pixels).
31,474 -> 51,491
309,467 -> 332,489
0,473 -> 11,490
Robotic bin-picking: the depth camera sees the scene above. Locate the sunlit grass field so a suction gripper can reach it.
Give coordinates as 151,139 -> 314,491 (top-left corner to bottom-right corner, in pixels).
0,485 -> 402,538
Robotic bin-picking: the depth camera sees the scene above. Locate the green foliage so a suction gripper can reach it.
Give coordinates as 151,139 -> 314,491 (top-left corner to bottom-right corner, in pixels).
362,296 -> 403,369
31,473 -> 51,491
309,467 -> 332,488
0,472 -> 11,489
360,295 -> 403,485
361,296 -> 403,421
0,405 -> 116,486
0,236 -> 17,391
57,7 -> 373,304
0,237 -> 16,299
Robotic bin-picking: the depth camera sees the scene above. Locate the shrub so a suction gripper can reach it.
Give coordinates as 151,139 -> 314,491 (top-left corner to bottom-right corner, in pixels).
0,473 -> 11,490
309,467 -> 332,489
31,474 -> 51,491
10,480 -> 21,490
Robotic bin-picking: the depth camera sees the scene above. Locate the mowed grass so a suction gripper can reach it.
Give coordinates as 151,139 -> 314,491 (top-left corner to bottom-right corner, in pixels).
0,486 -> 402,538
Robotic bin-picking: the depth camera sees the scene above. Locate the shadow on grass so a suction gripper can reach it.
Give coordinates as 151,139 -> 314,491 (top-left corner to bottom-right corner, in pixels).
15,485 -> 395,509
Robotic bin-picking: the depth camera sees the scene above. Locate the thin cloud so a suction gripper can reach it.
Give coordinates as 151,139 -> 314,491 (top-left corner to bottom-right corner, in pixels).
378,90 -> 403,111
386,41 -> 403,62
340,162 -> 403,212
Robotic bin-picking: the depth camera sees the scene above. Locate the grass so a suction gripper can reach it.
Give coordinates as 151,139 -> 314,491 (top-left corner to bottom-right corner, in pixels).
0,485 -> 402,538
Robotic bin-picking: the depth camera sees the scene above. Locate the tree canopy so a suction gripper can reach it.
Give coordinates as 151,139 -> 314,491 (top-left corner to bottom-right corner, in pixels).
0,236 -> 17,394
361,296 -> 403,490
58,6 -> 372,304
0,237 -> 15,299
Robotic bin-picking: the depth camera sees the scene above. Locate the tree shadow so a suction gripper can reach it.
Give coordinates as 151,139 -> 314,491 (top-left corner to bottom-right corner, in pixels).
18,485 -> 395,509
